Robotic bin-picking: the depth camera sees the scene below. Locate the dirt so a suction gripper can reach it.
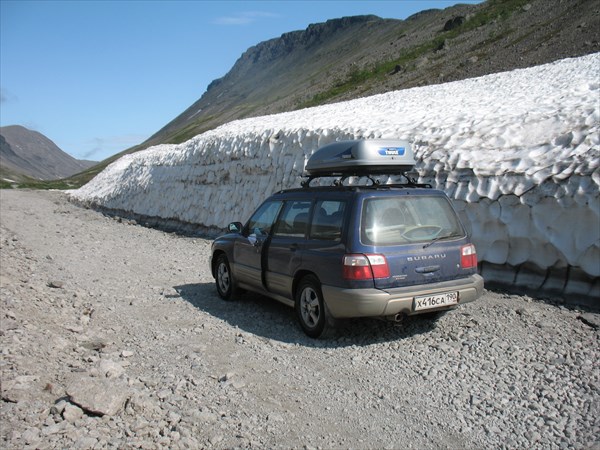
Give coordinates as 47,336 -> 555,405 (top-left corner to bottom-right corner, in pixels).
1,189 -> 598,449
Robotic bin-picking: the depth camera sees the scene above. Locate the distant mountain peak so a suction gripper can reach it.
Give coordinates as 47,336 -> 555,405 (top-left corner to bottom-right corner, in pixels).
0,125 -> 96,181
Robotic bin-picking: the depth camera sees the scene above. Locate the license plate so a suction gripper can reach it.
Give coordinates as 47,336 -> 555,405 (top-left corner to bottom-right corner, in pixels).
414,291 -> 458,311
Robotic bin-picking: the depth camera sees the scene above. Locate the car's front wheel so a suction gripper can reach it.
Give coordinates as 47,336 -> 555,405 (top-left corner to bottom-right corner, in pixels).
295,275 -> 332,338
215,254 -> 237,300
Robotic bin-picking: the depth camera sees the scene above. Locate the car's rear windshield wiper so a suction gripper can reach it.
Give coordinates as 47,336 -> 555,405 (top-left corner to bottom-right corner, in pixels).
423,233 -> 464,249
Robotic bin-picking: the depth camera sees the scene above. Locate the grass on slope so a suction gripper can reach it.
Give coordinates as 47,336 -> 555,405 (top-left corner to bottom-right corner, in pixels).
298,0 -> 531,108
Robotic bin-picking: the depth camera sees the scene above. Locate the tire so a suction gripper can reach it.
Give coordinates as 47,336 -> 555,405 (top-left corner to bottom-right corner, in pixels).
215,254 -> 237,300
295,275 -> 332,338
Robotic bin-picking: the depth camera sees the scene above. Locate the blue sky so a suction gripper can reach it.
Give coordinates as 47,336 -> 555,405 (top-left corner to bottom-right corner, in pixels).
1,0 -> 482,161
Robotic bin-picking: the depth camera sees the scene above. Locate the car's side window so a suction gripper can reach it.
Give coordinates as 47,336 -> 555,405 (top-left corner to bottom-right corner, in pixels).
273,200 -> 312,238
246,201 -> 283,236
309,200 -> 346,241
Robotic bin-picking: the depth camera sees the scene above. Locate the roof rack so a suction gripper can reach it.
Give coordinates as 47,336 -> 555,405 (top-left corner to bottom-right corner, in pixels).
300,139 -> 431,189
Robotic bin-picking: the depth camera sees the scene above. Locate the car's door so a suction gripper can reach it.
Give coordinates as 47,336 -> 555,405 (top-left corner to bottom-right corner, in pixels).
301,198 -> 348,287
233,200 -> 283,290
266,199 -> 312,297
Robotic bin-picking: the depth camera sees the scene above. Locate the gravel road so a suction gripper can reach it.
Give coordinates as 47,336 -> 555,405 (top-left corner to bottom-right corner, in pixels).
1,189 -> 598,449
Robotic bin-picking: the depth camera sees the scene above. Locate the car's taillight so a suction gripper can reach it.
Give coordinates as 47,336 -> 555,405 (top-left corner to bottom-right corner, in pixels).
343,254 -> 390,280
461,244 -> 478,269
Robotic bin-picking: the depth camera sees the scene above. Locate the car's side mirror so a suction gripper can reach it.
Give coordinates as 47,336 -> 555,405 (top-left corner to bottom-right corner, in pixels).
228,222 -> 243,233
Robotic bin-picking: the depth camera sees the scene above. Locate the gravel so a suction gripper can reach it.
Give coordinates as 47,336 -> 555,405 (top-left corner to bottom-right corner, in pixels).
1,189 -> 598,449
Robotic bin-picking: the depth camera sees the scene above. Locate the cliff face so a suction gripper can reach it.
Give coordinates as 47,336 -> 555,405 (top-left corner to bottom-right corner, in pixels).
152,15 -> 399,145
238,15 -> 382,64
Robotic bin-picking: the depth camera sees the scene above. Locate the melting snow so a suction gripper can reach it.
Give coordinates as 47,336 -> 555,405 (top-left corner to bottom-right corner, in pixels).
71,53 -> 600,297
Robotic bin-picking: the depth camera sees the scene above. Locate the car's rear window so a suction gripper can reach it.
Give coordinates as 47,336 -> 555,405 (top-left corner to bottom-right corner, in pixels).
361,195 -> 464,245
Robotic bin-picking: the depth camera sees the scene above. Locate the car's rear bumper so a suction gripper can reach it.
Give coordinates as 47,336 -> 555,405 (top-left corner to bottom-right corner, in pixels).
322,274 -> 484,319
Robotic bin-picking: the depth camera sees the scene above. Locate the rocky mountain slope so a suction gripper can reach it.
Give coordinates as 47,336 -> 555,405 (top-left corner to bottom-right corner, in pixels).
0,125 -> 95,181
145,0 -> 600,147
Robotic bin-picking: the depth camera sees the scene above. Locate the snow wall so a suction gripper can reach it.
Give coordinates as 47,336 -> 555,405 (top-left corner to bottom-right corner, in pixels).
71,53 -> 600,303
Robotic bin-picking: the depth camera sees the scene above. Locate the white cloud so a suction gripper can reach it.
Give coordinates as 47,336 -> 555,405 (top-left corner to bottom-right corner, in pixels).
213,11 -> 279,26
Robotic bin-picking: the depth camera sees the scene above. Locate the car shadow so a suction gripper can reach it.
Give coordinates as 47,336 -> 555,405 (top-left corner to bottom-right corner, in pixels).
174,282 -> 440,348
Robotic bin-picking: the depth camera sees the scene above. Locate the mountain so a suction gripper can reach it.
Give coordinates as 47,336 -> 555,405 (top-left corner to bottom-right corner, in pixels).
0,125 -> 96,181
41,0 -> 599,189
144,0 -> 600,147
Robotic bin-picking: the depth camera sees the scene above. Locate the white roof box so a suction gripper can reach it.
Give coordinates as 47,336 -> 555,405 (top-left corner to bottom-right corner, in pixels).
304,139 -> 415,176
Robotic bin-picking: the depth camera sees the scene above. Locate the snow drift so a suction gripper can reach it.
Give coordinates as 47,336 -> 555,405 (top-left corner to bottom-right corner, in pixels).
71,53 -> 600,301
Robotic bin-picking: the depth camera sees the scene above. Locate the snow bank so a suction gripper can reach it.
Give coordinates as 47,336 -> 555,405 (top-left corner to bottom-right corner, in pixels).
71,53 -> 600,300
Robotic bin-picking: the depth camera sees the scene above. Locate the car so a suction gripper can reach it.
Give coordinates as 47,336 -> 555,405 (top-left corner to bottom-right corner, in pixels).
210,139 -> 484,338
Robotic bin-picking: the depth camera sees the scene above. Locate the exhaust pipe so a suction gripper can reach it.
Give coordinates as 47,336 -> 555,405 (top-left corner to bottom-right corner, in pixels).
385,313 -> 404,322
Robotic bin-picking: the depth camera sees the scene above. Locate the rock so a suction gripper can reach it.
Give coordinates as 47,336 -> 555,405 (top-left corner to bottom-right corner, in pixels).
167,411 -> 182,424
1,318 -> 19,332
536,321 -> 555,329
219,372 -> 235,382
121,350 -> 134,358
232,380 -> 246,389
209,434 -> 223,445
65,375 -> 130,416
80,338 -> 107,351
443,16 -> 465,31
577,313 -> 600,329
525,430 -> 542,442
1,375 -> 38,403
62,403 -> 84,422
65,324 -> 84,333
125,392 -> 161,416
267,412 -> 285,423
156,389 -> 171,400
74,437 -> 98,448
21,428 -> 41,445
196,411 -> 218,423
42,422 -> 65,436
436,39 -> 450,52
96,359 -> 126,379
50,399 -> 69,416
48,280 -> 64,289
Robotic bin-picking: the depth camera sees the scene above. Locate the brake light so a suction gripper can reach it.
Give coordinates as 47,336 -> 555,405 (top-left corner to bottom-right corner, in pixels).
461,244 -> 477,269
343,254 -> 390,280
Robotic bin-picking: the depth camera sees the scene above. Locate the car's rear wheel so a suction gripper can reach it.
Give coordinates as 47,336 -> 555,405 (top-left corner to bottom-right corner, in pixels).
215,254 -> 237,300
295,275 -> 332,338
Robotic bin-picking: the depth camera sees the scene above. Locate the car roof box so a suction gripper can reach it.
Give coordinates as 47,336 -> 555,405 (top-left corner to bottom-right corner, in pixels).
304,139 -> 415,176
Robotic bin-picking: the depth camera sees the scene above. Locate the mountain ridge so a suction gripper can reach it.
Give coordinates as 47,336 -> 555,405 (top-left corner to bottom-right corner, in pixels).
143,0 -> 599,148
0,125 -> 96,182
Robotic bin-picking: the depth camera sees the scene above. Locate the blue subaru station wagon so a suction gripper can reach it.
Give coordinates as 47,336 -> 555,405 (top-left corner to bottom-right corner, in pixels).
210,139 -> 484,338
